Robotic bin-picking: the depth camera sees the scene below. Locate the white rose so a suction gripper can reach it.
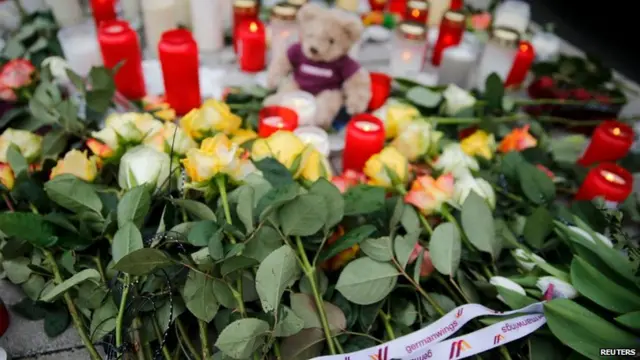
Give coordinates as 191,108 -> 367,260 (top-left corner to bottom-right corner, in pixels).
566,226 -> 613,248
162,122 -> 198,156
433,143 -> 479,178
118,145 -> 171,190
453,173 -> 496,209
490,276 -> 526,304
536,276 -> 578,299
91,127 -> 119,150
443,84 -> 476,116
103,113 -> 144,143
42,56 -> 71,83
0,128 -> 43,163
512,249 -> 546,271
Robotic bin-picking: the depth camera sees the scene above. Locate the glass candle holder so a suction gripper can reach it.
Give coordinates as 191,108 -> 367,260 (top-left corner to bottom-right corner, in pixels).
368,0 -> 386,12
294,126 -> 330,157
493,0 -> 530,35
159,29 -> 201,115
578,120 -> 634,166
389,21 -> 427,77
120,0 -> 142,29
531,32 -> 560,62
269,3 -> 299,57
237,20 -> 267,72
45,0 -> 84,27
190,0 -> 224,52
405,0 -> 428,24
57,21 -> 103,76
343,114 -> 385,172
432,10 -> 465,66
438,44 -> 477,88
475,27 -> 519,91
258,106 -> 299,137
142,0 -> 177,56
575,163 -> 633,207
280,91 -> 317,127
233,0 -> 259,52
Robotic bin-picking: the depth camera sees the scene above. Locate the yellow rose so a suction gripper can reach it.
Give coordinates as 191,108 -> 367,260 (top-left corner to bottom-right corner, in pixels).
145,122 -> 198,156
460,130 -> 495,160
391,121 -> 442,161
182,133 -> 256,184
0,128 -> 43,163
180,100 -> 242,140
251,131 -> 306,171
297,148 -> 333,182
50,150 -> 99,182
364,146 -> 409,188
379,103 -> 420,139
0,163 -> 15,190
231,129 -> 258,146
92,113 -> 163,150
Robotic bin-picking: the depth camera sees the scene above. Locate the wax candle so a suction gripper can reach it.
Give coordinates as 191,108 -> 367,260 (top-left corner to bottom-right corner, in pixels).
427,0 -> 461,27
90,0 -> 117,25
294,126 -> 330,157
237,20 -> 267,72
504,40 -> 535,88
575,163 -> 633,207
343,114 -> 386,172
368,0 -> 386,12
269,3 -> 299,58
476,27 -> 519,91
531,32 -> 560,62
493,0 -> 530,35
577,120 -> 634,166
45,0 -> 84,27
280,91 -> 317,126
121,0 -> 142,28
190,0 -> 224,52
368,72 -> 392,111
388,0 -> 407,18
406,0 -> 429,24
438,44 -> 477,88
258,106 -> 299,137
175,0 -> 192,27
432,10 -> 465,66
142,0 -> 178,57
58,22 -> 103,76
389,22 -> 427,77
233,0 -> 259,52
159,29 -> 201,115
98,20 -> 146,99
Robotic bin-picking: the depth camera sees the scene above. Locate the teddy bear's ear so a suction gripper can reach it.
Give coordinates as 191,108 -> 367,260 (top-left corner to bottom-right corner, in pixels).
297,3 -> 323,23
339,13 -> 365,43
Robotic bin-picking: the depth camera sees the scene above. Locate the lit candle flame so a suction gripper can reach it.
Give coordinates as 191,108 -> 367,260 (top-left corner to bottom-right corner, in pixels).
612,127 -> 622,136
411,9 -> 420,17
402,51 -> 412,61
249,22 -> 258,32
519,43 -> 529,52
600,170 -> 626,185
263,116 -> 284,127
354,121 -> 380,132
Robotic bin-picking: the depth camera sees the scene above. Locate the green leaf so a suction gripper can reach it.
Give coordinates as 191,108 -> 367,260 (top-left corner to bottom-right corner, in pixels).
360,236 -> 393,262
394,234 -> 418,269
570,256 -> 640,313
117,185 -> 151,229
208,229 -> 225,261
309,178 -> 344,231
22,275 -> 46,301
187,220 -> 219,247
615,311 -> 640,330
343,185 -> 386,216
113,248 -> 173,276
496,287 -> 537,309
170,199 -> 217,221
317,225 -> 375,263
517,163 -> 556,205
90,299 -> 117,342
523,207 -> 554,249
7,144 -> 28,176
484,73 -> 504,111
44,174 -> 103,215
254,157 -> 294,186
86,89 -> 114,113
11,298 -> 47,320
544,299 -> 637,360
2,257 -> 32,284
274,306 -> 305,337
182,270 -> 219,322
290,293 -> 346,331
236,186 -> 255,233
215,318 -> 270,359
422,293 -> 457,317
456,270 -> 480,303
278,194 -> 327,236
299,270 -> 328,297
255,245 -> 301,313
44,308 -> 70,337
243,226 -> 283,262
0,212 -> 57,247
40,269 -> 101,302
429,222 -> 461,276
335,257 -> 399,305
400,204 -> 421,236
461,192 -> 500,259
279,328 -> 324,360
41,129 -> 69,160
500,151 -> 525,180
256,183 -> 299,221
112,222 -> 144,263
406,86 -> 443,108
528,337 -> 566,360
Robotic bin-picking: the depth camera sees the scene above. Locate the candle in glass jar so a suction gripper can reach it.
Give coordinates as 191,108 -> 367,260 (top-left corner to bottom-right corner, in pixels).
505,40 -> 535,88
58,21 -> 103,76
98,20 -> 146,99
45,0 -> 83,27
142,0 -> 178,56
405,0 -> 429,24
388,0 -> 407,18
159,29 -> 201,115
269,3 -> 299,58
432,10 -> 465,66
531,32 -> 560,62
294,126 -> 330,157
120,0 -> 142,28
493,0 -> 530,35
368,0 -> 386,11
575,163 -> 633,206
90,0 -> 117,25
368,72 -> 392,111
476,27 -> 519,91
280,91 -> 317,126
190,0 -> 224,52
389,22 -> 427,77
258,106 -> 299,137
237,20 -> 267,72
427,0 -> 461,27
438,44 -> 477,88
233,0 -> 259,52
343,114 -> 385,172
578,120 -> 634,166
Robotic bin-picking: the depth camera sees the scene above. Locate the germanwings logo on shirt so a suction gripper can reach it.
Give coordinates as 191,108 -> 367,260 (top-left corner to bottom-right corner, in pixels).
300,64 -> 334,78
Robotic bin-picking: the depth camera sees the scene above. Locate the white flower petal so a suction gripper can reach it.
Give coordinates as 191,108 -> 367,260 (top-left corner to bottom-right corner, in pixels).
490,276 -> 526,303
536,276 -> 578,299
567,226 -> 613,248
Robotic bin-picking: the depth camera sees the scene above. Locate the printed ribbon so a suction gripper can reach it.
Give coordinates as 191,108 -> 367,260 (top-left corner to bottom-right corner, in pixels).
312,301 -> 547,360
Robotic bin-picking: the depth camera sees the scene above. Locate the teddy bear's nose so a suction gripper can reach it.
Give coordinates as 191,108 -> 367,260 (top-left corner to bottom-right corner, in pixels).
309,46 -> 319,55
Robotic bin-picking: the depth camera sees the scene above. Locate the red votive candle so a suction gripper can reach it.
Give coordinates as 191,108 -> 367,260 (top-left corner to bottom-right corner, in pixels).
343,114 -> 386,172
237,20 -> 266,72
233,0 -> 259,53
388,0 -> 407,18
158,29 -> 201,116
368,72 -> 391,111
405,0 -> 429,23
450,0 -> 463,11
98,20 -> 146,100
368,0 -> 386,12
505,41 -> 535,88
258,106 -> 299,137
577,120 -> 634,166
432,10 -> 466,66
575,163 -> 633,205
91,0 -> 116,25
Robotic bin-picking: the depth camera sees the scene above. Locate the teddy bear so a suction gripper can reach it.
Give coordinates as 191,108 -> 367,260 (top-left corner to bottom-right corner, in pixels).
264,3 -> 372,129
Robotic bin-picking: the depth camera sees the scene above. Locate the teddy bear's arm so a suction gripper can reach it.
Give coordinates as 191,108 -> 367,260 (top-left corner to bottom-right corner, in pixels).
266,50 -> 294,90
343,68 -> 372,115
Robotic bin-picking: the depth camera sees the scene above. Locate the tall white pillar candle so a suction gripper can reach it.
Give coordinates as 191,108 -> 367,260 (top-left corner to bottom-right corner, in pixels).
57,22 -> 103,76
438,44 -> 477,88
389,22 -> 427,77
476,27 -> 519,91
493,0 -> 530,35
45,0 -> 84,27
175,0 -> 192,28
269,4 -> 299,58
221,0 -> 233,29
120,0 -> 142,28
531,32 -> 560,62
190,0 -> 224,52
142,0 -> 177,56
427,0 -> 450,27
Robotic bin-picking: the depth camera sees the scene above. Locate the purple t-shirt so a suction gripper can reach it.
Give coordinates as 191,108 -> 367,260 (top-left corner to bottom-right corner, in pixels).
287,43 -> 361,95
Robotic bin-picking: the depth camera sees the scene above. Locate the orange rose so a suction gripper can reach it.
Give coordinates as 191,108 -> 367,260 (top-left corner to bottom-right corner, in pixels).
498,125 -> 537,153
404,174 -> 454,215
0,163 -> 14,190
86,138 -> 114,158
331,170 -> 366,193
321,226 -> 359,271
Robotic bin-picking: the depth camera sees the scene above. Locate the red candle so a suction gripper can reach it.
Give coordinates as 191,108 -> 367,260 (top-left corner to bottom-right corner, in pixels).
405,0 -> 429,23
343,114 -> 386,172
505,41 -> 535,88
233,0 -> 259,53
368,72 -> 391,111
450,0 -> 463,11
158,29 -> 201,116
388,0 -> 407,18
368,0 -> 386,12
98,20 -> 146,100
577,120 -> 634,166
237,20 -> 267,73
258,106 -> 299,137
90,0 -> 117,25
575,163 -> 633,204
432,10 -> 465,66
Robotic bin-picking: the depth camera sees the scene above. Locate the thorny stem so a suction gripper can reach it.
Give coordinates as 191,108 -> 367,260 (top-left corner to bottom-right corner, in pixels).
115,275 -> 131,350
198,320 -> 210,360
176,318 -> 202,360
295,236 -> 338,355
378,310 -> 396,340
93,255 -> 107,283
418,212 -> 434,235
216,176 -> 233,226
450,278 -> 472,303
392,258 -> 445,315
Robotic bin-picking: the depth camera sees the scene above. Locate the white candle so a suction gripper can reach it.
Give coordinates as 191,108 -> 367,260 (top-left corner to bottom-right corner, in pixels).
45,0 -> 84,27
493,0 -> 530,35
57,22 -> 103,76
142,0 -> 177,56
390,22 -> 427,77
280,91 -> 317,127
175,0 -> 192,27
190,0 -> 224,52
476,27 -> 519,91
294,126 -> 330,157
120,0 -> 142,28
427,0 -> 451,27
20,0 -> 46,13
221,0 -> 233,30
438,44 -> 477,88
269,4 -> 298,58
531,32 -> 560,62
